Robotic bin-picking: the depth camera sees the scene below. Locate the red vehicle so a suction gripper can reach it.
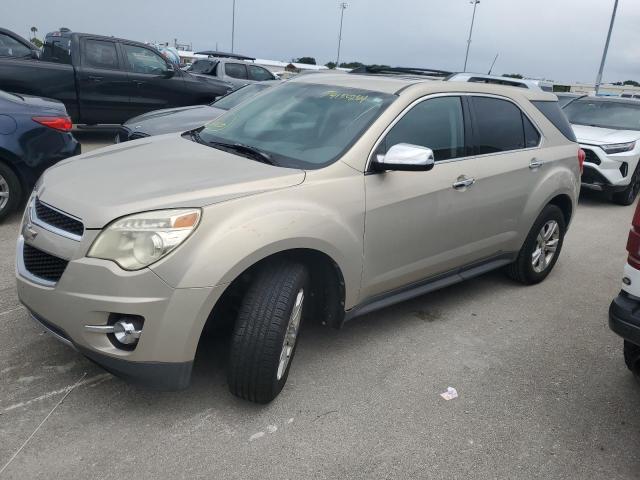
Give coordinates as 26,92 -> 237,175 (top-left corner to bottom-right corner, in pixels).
609,202 -> 640,381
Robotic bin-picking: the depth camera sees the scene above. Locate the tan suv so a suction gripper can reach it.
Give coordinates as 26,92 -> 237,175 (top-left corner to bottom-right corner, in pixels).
16,74 -> 581,403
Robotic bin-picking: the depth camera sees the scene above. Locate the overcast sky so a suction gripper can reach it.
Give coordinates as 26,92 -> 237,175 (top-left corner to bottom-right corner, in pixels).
5,0 -> 640,83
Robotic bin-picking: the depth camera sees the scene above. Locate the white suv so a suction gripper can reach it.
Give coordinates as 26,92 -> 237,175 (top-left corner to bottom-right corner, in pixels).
563,96 -> 640,205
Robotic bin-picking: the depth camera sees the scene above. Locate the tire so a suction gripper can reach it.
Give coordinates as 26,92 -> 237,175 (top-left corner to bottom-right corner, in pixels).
612,163 -> 640,206
227,260 -> 309,403
506,204 -> 566,285
623,340 -> 640,383
0,162 -> 22,222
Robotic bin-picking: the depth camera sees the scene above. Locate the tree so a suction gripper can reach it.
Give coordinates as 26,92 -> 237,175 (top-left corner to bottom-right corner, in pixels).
339,61 -> 364,69
325,61 -> 337,69
502,73 -> 524,79
623,80 -> 640,87
30,37 -> 43,48
293,57 -> 316,65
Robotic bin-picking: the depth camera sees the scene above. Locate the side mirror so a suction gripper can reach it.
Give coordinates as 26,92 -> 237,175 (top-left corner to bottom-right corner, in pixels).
372,143 -> 435,172
164,63 -> 176,77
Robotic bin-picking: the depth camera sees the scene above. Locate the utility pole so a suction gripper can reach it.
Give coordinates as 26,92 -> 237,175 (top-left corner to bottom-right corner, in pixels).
336,2 -> 348,68
231,0 -> 236,53
463,0 -> 481,72
595,0 -> 619,95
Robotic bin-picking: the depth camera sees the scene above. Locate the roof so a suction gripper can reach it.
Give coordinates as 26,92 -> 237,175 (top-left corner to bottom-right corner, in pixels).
290,72 -> 558,101
571,96 -> 640,105
194,50 -> 255,61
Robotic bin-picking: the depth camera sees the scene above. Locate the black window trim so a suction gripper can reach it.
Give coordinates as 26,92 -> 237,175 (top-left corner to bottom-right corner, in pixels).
80,37 -> 122,71
366,92 -> 544,172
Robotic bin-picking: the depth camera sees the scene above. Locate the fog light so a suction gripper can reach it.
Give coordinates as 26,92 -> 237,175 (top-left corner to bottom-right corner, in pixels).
113,320 -> 142,345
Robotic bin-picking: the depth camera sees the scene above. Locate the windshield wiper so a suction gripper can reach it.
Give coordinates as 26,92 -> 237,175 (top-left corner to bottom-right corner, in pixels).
205,140 -> 275,165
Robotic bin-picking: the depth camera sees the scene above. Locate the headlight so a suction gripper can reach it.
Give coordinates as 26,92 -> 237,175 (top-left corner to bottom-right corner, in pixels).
601,141 -> 636,154
88,209 -> 201,270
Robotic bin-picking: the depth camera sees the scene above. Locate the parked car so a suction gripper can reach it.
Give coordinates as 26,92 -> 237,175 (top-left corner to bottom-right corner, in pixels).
563,97 -> 640,205
621,93 -> 640,99
116,81 -> 277,142
0,29 -> 233,125
16,75 -> 580,403
185,52 -> 277,88
609,201 -> 640,382
0,90 -> 79,221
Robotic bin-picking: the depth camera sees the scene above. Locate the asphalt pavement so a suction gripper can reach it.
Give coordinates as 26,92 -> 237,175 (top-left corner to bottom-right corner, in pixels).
1,132 -> 639,479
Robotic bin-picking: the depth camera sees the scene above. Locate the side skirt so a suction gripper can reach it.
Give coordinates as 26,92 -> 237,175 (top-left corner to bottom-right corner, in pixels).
343,252 -> 517,324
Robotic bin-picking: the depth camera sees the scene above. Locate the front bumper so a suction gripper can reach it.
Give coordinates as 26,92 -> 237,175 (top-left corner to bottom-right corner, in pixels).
580,145 -> 639,191
16,223 -> 225,389
609,291 -> 640,347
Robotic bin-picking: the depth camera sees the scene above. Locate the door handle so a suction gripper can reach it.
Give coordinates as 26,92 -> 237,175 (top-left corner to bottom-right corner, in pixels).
452,177 -> 476,189
529,158 -> 544,169
134,80 -> 146,87
87,75 -> 103,82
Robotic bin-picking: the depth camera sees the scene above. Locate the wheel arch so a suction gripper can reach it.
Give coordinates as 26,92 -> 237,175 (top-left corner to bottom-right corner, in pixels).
547,193 -> 574,226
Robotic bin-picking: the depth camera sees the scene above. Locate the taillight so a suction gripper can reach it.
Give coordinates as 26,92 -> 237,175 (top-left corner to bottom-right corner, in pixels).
578,148 -> 585,173
32,116 -> 73,132
627,202 -> 640,268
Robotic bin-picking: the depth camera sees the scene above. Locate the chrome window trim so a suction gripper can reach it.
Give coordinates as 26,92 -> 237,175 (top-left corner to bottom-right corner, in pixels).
30,198 -> 83,242
366,92 -> 545,172
16,236 -> 58,288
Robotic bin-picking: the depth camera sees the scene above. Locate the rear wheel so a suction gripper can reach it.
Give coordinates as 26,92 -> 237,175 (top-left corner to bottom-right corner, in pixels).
227,260 -> 309,403
0,162 -> 22,222
612,163 -> 640,206
507,204 -> 566,285
623,341 -> 640,383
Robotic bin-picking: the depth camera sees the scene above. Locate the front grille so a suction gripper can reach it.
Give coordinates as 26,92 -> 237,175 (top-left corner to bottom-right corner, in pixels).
34,198 -> 84,237
581,165 -> 611,186
583,149 -> 601,165
23,244 -> 69,283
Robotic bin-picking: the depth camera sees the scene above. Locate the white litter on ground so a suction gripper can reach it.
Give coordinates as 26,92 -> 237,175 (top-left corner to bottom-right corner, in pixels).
440,387 -> 459,401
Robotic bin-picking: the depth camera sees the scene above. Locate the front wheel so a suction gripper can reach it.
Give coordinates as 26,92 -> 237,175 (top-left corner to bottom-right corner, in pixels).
227,260 -> 309,403
0,162 -> 22,222
612,165 -> 640,206
506,204 -> 566,285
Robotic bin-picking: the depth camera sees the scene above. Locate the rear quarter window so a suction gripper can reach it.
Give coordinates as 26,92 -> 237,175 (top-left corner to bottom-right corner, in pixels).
532,100 -> 577,142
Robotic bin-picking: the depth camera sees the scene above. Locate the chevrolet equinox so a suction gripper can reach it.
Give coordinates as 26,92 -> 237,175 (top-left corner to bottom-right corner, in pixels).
16,74 -> 581,403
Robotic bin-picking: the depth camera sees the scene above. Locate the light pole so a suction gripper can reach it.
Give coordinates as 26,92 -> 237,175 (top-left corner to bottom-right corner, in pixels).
336,2 -> 348,68
595,0 -> 620,95
463,0 -> 480,72
231,0 -> 236,53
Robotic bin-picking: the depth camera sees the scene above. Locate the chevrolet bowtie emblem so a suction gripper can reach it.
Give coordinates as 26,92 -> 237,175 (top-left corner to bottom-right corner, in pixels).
23,224 -> 38,241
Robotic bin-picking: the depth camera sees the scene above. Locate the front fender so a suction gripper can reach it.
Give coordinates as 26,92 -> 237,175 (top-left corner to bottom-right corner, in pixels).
150,165 -> 365,308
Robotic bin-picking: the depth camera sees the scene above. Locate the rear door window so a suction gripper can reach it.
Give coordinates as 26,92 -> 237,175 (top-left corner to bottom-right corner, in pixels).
83,39 -> 119,70
380,96 -> 466,161
471,97 -> 528,153
225,63 -> 248,79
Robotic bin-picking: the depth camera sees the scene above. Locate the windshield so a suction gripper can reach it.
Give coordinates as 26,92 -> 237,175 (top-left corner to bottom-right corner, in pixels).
563,99 -> 640,131
211,83 -> 271,110
198,83 -> 395,169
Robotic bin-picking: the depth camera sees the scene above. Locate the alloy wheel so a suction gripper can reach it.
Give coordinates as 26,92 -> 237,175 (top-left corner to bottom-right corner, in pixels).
0,174 -> 9,211
276,288 -> 304,380
531,220 -> 560,273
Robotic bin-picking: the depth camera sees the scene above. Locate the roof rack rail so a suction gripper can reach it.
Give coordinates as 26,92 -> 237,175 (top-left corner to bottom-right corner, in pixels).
350,66 -> 453,78
194,50 -> 256,61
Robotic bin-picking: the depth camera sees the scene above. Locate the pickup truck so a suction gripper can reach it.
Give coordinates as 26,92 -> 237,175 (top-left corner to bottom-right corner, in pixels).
0,28 -> 234,125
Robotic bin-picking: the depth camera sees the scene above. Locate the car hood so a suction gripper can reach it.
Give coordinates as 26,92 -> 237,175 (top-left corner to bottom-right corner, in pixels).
36,134 -> 305,228
124,105 -> 226,136
571,124 -> 640,145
